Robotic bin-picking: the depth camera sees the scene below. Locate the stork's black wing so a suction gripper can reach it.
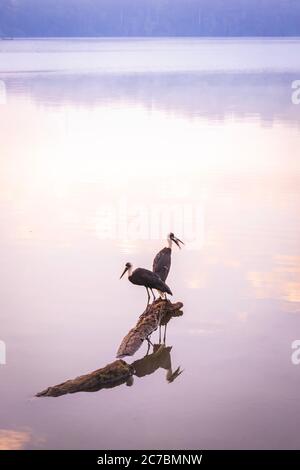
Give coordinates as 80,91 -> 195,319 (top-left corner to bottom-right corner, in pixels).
131,268 -> 172,295
152,247 -> 171,282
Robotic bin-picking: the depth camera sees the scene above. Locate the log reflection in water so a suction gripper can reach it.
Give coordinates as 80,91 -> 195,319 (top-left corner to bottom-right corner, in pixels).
36,300 -> 183,398
36,360 -> 134,397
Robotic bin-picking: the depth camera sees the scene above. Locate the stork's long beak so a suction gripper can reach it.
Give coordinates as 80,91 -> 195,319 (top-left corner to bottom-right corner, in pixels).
172,236 -> 184,249
120,267 -> 128,279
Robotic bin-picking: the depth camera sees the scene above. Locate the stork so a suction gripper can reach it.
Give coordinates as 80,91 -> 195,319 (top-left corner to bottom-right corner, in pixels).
153,232 -> 184,283
120,262 -> 173,304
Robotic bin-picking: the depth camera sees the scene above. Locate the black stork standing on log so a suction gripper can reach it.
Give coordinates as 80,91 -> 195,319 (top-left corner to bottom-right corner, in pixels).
120,262 -> 173,304
153,232 -> 184,284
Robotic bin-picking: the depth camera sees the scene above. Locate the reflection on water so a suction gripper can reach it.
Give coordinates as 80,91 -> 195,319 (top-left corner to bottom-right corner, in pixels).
0,429 -> 31,450
36,344 -> 182,397
134,344 -> 183,384
3,72 -> 300,125
36,300 -> 183,397
1,39 -> 300,450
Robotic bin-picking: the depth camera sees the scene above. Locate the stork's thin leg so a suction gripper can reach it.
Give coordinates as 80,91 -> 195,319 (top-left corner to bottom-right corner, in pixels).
163,323 -> 168,344
150,288 -> 156,301
158,307 -> 163,344
146,335 -> 153,348
146,287 -> 150,305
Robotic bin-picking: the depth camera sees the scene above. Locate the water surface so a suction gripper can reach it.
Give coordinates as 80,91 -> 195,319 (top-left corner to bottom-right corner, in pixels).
0,38 -> 300,450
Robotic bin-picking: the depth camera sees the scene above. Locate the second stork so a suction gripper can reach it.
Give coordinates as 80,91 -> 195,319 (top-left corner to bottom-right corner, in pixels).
153,232 -> 184,283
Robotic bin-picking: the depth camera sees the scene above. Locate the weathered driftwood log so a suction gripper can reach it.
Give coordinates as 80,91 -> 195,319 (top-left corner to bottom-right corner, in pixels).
36,300 -> 184,398
116,299 -> 183,358
36,360 -> 134,397
36,344 -> 183,398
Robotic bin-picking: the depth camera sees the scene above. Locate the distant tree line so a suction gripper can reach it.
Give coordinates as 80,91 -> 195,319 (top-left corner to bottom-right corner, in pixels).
0,0 -> 300,37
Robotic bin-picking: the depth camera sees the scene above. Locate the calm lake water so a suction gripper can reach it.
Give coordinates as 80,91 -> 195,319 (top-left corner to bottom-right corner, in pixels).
0,38 -> 300,450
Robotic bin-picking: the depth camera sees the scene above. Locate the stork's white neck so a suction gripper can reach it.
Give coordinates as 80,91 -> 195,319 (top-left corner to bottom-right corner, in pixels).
167,238 -> 173,249
127,265 -> 133,277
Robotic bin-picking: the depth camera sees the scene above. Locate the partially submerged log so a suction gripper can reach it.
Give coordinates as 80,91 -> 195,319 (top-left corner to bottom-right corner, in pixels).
36,299 -> 184,398
116,299 -> 183,358
36,360 -> 134,397
36,344 -> 183,398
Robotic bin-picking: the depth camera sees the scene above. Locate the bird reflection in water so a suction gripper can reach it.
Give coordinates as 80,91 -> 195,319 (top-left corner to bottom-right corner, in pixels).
133,344 -> 183,384
36,304 -> 183,398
